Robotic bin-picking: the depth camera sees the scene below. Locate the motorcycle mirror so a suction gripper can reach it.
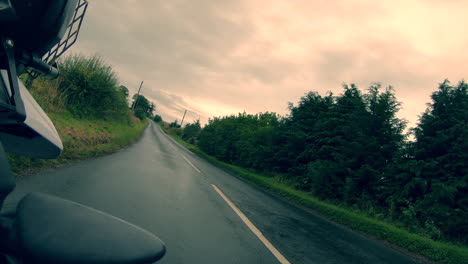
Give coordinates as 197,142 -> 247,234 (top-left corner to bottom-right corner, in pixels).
5,0 -> 79,57
15,192 -> 166,264
0,70 -> 62,158
0,0 -> 16,23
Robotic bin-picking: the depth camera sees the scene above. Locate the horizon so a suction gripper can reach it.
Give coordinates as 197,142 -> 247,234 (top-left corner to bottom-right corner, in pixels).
71,0 -> 467,128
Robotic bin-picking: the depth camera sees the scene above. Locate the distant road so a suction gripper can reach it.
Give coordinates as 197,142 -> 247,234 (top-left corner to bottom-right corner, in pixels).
3,121 -> 419,264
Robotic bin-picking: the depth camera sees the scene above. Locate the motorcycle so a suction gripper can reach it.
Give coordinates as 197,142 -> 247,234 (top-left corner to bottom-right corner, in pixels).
0,0 -> 166,263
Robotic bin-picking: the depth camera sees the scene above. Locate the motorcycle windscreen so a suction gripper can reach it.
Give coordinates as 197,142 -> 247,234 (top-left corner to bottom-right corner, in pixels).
0,70 -> 62,158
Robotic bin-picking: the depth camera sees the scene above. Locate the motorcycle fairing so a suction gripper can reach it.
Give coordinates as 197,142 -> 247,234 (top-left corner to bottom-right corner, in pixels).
0,70 -> 62,158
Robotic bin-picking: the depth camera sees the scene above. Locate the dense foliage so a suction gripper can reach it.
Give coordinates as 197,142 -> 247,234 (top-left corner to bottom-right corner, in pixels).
131,94 -> 155,120
169,120 -> 181,128
181,120 -> 201,144
189,82 -> 467,244
389,81 -> 467,243
153,114 -> 162,123
57,54 -> 129,120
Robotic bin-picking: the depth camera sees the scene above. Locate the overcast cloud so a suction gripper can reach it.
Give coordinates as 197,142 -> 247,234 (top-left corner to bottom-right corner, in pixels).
71,0 -> 468,127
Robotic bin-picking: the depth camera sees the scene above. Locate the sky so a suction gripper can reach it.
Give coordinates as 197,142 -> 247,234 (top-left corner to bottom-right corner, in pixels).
71,0 -> 467,128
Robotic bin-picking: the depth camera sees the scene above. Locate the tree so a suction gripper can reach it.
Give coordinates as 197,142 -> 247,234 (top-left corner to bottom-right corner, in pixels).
131,94 -> 155,120
153,115 -> 162,123
408,80 -> 467,242
169,120 -> 181,128
118,85 -> 129,99
182,120 -> 201,144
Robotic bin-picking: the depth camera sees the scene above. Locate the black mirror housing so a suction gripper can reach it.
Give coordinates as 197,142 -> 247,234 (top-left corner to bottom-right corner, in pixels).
16,193 -> 166,264
5,0 -> 78,57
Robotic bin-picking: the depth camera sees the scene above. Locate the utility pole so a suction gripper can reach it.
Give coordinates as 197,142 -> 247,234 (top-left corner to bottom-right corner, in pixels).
180,110 -> 187,127
132,81 -> 144,110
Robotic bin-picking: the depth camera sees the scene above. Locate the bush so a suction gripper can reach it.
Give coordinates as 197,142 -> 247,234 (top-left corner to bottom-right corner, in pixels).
57,54 -> 129,121
181,121 -> 201,143
169,120 -> 181,128
131,94 -> 154,120
153,115 -> 162,123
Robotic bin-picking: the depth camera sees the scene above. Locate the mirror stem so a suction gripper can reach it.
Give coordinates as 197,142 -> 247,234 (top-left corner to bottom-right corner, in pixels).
1,37 -> 26,122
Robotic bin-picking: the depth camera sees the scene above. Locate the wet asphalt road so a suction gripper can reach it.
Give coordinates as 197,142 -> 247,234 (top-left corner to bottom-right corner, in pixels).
3,121 -> 420,264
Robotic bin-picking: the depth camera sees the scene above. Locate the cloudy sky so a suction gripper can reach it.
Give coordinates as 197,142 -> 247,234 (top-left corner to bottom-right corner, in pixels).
71,0 -> 467,128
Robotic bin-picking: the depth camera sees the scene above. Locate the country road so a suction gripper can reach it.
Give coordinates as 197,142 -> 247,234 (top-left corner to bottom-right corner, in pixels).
3,121 -> 420,264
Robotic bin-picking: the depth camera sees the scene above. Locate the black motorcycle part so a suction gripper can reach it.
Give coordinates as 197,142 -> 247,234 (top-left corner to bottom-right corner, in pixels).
0,142 -> 14,209
5,0 -> 78,57
16,193 -> 166,264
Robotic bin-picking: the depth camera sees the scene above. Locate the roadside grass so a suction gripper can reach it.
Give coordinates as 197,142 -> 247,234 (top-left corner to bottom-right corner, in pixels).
8,77 -> 148,175
159,123 -> 468,264
8,111 -> 147,175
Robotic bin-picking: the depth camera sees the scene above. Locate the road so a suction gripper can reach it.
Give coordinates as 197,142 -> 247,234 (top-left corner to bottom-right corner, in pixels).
3,121 -> 420,264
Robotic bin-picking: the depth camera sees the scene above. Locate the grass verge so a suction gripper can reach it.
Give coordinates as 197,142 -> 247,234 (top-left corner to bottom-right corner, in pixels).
159,123 -> 468,264
8,74 -> 148,175
8,111 -> 147,175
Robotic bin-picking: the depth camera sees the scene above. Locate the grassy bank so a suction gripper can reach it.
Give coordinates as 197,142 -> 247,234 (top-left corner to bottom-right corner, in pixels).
9,112 -> 148,174
9,68 -> 148,175
159,123 -> 468,264
9,111 -> 147,175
